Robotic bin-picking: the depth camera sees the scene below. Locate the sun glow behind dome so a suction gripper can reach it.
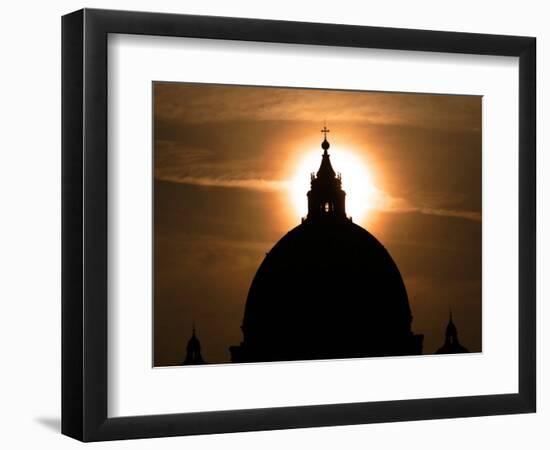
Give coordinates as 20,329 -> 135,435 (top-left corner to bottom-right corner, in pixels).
288,147 -> 380,224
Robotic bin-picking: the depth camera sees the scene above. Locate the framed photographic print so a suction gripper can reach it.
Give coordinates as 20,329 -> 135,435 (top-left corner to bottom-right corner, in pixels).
61,8 -> 536,442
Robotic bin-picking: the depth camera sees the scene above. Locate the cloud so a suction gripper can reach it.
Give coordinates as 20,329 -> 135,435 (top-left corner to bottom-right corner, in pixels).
155,171 -> 481,222
378,194 -> 481,222
154,140 -> 286,191
416,208 -> 481,222
154,174 -> 288,192
154,83 -> 481,132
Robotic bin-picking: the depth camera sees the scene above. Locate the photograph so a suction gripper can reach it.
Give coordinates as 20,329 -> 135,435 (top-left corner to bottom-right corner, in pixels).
153,83 -> 482,366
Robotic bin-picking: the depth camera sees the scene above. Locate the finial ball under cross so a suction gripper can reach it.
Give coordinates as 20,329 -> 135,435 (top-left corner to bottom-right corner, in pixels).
321,125 -> 330,151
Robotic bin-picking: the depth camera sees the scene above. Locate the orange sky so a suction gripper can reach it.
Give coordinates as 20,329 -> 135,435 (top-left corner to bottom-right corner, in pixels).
153,82 -> 482,366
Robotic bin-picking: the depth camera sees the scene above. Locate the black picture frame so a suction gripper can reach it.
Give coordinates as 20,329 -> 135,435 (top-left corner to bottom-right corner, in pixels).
61,8 -> 536,442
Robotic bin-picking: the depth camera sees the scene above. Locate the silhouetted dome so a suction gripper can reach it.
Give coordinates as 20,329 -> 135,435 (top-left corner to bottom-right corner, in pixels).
230,128 -> 423,363
235,218 -> 419,362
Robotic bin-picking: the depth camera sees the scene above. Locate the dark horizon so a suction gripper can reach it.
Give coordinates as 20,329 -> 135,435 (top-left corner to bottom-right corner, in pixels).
153,82 -> 482,366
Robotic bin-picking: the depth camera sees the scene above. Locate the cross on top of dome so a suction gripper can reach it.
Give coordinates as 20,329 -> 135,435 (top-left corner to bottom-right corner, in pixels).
321,125 -> 330,152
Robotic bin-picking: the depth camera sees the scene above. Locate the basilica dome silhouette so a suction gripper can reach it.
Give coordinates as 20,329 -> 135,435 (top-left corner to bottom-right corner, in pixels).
230,127 -> 423,363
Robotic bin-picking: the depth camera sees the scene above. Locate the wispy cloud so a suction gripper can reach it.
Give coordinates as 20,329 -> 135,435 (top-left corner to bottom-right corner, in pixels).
155,174 -> 288,192
378,195 -> 481,222
416,208 -> 481,222
155,172 -> 481,222
155,83 -> 481,132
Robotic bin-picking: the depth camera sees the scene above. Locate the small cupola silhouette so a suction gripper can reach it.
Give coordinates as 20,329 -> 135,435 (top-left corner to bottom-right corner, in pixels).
307,126 -> 347,221
182,323 -> 205,365
435,310 -> 469,354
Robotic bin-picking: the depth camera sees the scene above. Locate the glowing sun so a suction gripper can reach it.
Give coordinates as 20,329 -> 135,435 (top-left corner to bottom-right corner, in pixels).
288,148 -> 379,223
